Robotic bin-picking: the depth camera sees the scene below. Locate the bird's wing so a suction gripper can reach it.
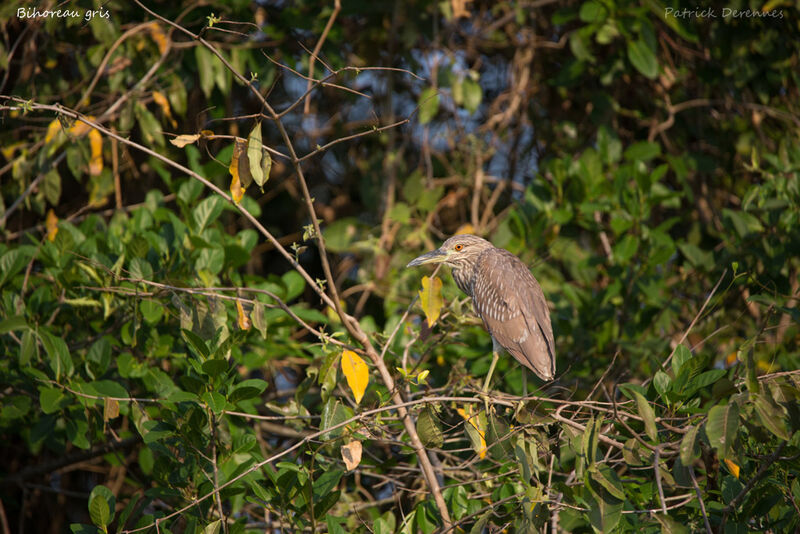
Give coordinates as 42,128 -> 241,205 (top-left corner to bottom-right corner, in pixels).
472,249 -> 555,381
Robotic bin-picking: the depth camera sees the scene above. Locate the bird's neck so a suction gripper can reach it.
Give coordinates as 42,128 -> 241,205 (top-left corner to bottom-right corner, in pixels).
451,263 -> 474,297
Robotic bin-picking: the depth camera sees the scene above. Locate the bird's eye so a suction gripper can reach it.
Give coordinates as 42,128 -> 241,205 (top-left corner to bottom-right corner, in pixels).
454,244 -> 463,251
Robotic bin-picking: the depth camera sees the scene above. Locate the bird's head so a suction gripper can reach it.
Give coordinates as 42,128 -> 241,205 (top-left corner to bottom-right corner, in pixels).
406,234 -> 493,269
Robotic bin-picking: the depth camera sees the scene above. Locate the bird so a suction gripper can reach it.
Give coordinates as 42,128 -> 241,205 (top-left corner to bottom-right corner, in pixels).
407,234 -> 555,392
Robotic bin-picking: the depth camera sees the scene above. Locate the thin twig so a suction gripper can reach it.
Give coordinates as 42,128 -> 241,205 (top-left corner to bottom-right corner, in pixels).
303,0 -> 341,115
689,466 -> 713,534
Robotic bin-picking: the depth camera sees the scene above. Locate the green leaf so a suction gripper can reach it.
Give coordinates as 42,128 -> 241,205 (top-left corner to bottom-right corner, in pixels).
677,243 -> 713,270
326,515 -> 347,534
418,87 -> 440,125
753,393 -> 790,440
634,391 -> 658,441
684,369 -> 726,397
40,330 -> 74,380
116,492 -> 141,531
579,0 -> 607,23
228,379 -> 268,403
613,234 -> 639,264
201,358 -> 228,378
486,412 -> 514,459
416,406 -> 444,448
88,484 -> 115,528
313,468 -> 343,501
39,386 -> 66,414
89,380 -> 129,398
139,300 -> 164,325
282,270 -> 305,301
589,465 -> 625,501
671,344 -> 692,376
462,78 -> 482,113
705,402 -> 739,459
19,330 -> 36,366
202,520 -> 221,534
680,424 -> 701,465
627,38 -> 658,79
653,370 -> 672,396
624,141 -> 661,162
584,484 -> 623,533
320,398 -> 353,440
201,391 -> 226,415
0,315 -> 28,334
182,329 -> 210,358
195,47 -> 216,98
581,416 -> 601,467
135,104 -> 164,147
653,513 -> 689,534
193,195 -> 224,232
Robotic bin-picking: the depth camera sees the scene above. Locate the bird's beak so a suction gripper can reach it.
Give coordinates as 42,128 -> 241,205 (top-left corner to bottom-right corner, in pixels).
406,248 -> 448,267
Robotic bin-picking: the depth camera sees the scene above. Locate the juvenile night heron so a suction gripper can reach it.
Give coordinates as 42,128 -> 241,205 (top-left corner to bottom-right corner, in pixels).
407,234 -> 555,391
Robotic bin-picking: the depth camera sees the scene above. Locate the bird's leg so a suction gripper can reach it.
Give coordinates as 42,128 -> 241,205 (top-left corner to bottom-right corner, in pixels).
481,340 -> 501,414
482,350 -> 499,394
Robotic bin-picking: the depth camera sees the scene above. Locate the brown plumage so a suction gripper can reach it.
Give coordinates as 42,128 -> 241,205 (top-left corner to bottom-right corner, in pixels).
407,234 -> 555,381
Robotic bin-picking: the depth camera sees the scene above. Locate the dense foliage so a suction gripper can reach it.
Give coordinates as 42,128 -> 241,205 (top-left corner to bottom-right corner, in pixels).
1,0 -> 799,532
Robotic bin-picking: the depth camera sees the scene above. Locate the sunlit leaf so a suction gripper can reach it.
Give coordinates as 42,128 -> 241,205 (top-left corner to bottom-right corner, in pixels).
341,440 -> 362,471
45,119 -> 63,143
170,134 -> 201,147
152,90 -> 176,127
229,138 -> 247,204
418,275 -> 443,328
88,485 -> 115,529
88,128 -> 103,176
247,122 -> 264,188
147,22 -> 169,55
341,350 -> 369,404
236,300 -> 251,330
723,458 -> 740,479
104,397 -> 120,422
251,302 -> 267,339
457,404 -> 487,459
45,209 -> 58,242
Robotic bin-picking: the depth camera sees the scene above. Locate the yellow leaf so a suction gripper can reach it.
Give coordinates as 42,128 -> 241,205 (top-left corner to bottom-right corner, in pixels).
45,119 -> 63,143
723,458 -> 740,479
455,223 -> 475,235
229,138 -> 246,204
88,129 -> 103,176
419,275 -> 443,327
457,404 -> 487,458
451,0 -> 472,18
70,116 -> 95,137
341,350 -> 369,404
152,90 -> 176,128
104,397 -> 120,422
247,122 -> 265,188
341,439 -> 362,471
236,300 -> 251,330
148,22 -> 169,55
170,134 -> 201,147
45,209 -> 58,241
